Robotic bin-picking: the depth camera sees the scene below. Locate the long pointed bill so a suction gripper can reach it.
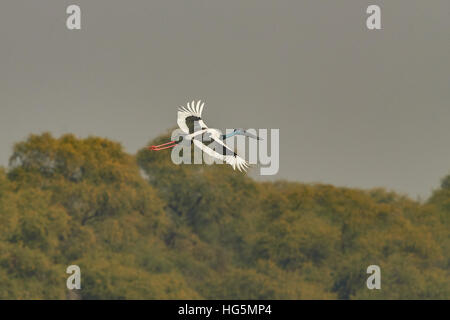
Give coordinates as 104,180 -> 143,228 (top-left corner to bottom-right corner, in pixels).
244,131 -> 263,140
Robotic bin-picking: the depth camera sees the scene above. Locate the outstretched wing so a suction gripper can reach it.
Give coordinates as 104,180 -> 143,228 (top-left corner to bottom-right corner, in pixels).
177,100 -> 208,134
192,135 -> 249,172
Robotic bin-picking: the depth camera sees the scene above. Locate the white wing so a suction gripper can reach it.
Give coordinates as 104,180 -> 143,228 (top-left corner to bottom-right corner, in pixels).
193,136 -> 249,172
177,100 -> 208,134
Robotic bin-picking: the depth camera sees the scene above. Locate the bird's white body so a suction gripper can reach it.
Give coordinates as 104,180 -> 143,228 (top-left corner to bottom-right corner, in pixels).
177,100 -> 249,172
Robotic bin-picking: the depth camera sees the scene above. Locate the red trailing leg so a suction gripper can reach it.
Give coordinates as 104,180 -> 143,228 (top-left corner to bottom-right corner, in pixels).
149,141 -> 177,151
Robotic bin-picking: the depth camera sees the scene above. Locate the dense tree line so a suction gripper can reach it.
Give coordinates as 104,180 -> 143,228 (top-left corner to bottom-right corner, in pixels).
0,133 -> 448,299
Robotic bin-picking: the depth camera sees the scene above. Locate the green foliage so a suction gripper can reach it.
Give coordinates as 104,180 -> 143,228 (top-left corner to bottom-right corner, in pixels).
0,132 -> 448,299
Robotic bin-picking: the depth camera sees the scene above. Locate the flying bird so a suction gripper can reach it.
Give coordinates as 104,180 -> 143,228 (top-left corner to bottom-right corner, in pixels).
150,100 -> 261,172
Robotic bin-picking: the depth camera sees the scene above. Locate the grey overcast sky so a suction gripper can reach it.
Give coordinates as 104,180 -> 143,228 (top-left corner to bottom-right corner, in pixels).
0,0 -> 449,199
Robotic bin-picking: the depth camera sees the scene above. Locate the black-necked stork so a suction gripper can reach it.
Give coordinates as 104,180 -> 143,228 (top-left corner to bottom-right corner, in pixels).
150,100 -> 261,172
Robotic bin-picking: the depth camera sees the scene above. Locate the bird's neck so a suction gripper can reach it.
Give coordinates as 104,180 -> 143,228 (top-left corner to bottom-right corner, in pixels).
224,132 -> 237,139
